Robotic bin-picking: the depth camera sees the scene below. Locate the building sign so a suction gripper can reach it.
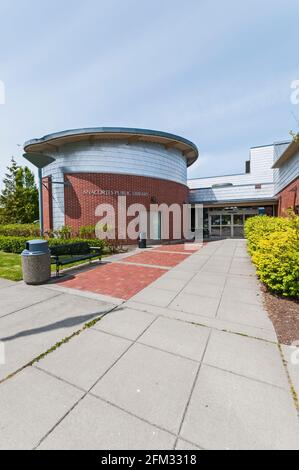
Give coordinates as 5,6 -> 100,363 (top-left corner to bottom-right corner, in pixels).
83,189 -> 149,197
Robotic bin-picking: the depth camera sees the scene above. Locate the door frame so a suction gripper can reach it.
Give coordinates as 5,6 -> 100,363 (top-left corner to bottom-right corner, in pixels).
208,208 -> 258,238
148,210 -> 162,240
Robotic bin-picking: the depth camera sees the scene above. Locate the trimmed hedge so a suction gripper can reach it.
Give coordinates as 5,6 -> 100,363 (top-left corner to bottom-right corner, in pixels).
0,224 -> 40,237
245,216 -> 299,298
0,236 -> 28,253
0,236 -> 108,255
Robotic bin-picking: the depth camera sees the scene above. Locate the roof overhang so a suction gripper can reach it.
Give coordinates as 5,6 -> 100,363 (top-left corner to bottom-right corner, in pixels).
272,139 -> 299,168
190,198 -> 278,207
24,127 -> 199,167
23,153 -> 56,169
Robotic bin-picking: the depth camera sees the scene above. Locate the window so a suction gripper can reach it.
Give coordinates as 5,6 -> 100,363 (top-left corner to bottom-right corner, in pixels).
222,215 -> 232,226
211,215 -> 221,225
233,214 -> 244,226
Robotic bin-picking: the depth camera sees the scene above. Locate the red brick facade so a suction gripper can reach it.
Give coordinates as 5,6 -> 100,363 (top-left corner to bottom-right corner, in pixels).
42,176 -> 53,232
277,177 -> 299,216
46,173 -> 189,242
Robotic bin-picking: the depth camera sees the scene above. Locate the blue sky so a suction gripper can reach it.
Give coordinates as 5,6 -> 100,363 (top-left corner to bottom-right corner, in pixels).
0,0 -> 298,186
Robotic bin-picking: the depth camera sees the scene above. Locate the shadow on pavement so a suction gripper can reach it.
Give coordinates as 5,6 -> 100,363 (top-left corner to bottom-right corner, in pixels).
1,311 -> 106,342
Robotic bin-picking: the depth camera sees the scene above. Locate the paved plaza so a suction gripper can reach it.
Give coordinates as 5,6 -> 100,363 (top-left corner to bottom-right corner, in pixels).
0,239 -> 298,450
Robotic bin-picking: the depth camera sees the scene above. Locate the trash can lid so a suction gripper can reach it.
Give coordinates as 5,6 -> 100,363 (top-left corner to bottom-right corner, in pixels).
22,239 -> 50,255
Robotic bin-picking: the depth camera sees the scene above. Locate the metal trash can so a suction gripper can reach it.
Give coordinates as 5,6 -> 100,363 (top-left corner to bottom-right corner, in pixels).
138,232 -> 147,249
21,240 -> 51,285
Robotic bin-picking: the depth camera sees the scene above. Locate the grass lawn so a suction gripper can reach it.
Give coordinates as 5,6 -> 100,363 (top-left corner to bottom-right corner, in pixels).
0,252 -> 23,281
0,251 -> 108,282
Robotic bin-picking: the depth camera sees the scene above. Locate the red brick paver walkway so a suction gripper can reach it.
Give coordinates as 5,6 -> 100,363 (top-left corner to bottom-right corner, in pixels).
123,251 -> 191,268
54,244 -> 201,300
56,262 -> 167,300
153,243 -> 202,253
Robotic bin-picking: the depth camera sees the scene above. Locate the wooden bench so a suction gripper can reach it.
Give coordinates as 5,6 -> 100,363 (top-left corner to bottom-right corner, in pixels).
50,241 -> 102,276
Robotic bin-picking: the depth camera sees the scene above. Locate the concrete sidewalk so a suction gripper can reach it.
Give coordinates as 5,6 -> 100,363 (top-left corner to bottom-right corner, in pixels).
0,239 -> 298,450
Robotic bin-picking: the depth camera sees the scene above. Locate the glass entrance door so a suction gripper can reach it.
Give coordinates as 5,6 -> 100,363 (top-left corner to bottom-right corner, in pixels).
208,209 -> 258,238
222,214 -> 233,238
210,214 -> 221,238
209,213 -> 233,238
233,214 -> 244,237
150,211 -> 162,240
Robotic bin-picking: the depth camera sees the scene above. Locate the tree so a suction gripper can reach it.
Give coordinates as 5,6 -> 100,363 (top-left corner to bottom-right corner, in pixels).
290,131 -> 299,143
0,158 -> 39,224
0,158 -> 19,223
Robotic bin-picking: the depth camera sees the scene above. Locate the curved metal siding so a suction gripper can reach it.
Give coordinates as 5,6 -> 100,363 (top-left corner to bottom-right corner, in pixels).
42,140 -> 188,229
43,140 -> 187,183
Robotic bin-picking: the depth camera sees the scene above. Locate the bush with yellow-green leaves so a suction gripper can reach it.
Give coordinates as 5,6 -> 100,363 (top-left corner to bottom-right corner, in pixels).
245,215 -> 299,297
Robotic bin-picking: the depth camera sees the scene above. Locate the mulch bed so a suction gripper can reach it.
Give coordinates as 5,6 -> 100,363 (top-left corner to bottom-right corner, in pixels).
261,285 -> 299,345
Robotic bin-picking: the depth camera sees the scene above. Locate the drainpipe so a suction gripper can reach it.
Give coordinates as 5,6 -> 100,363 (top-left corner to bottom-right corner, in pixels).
22,153 -> 56,238
38,168 -> 44,237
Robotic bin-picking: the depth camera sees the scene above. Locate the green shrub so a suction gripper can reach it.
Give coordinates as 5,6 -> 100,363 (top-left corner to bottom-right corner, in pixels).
245,216 -> 290,253
48,237 -> 107,250
0,224 -> 40,237
0,236 -> 109,254
252,228 -> 299,297
0,236 -> 28,253
79,225 -> 96,239
245,215 -> 299,297
53,225 -> 72,240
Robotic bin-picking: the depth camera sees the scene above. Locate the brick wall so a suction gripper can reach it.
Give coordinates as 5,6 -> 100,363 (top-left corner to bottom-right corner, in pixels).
62,173 -> 189,243
42,176 -> 53,232
277,177 -> 299,216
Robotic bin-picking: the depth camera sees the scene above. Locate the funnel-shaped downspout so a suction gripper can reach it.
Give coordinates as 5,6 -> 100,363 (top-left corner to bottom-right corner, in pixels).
23,153 -> 56,237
